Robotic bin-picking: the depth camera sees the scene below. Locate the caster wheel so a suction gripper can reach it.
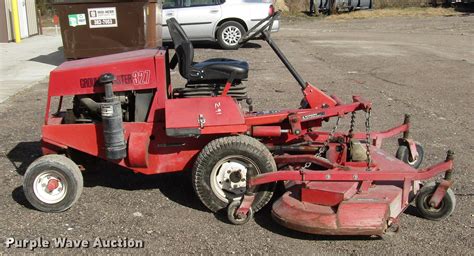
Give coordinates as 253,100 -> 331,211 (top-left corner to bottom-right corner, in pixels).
396,142 -> 424,169
227,201 -> 253,225
23,154 -> 83,212
386,223 -> 399,233
415,182 -> 456,221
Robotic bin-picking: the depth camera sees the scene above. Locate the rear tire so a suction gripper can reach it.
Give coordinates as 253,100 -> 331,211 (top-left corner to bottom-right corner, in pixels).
23,154 -> 83,212
217,21 -> 245,50
192,135 -> 276,212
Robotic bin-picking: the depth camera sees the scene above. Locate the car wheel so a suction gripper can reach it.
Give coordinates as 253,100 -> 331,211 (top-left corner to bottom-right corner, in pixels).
217,21 -> 245,50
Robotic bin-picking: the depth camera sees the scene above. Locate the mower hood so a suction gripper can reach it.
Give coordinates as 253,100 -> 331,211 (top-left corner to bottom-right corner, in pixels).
48,49 -> 164,97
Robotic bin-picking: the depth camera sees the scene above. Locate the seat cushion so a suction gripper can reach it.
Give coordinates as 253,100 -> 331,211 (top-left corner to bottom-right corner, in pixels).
189,58 -> 249,82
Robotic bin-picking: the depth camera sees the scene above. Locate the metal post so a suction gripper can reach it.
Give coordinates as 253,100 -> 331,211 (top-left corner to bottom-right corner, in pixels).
36,8 -> 43,35
444,150 -> 454,180
11,0 -> 22,43
309,0 -> 316,16
403,114 -> 410,139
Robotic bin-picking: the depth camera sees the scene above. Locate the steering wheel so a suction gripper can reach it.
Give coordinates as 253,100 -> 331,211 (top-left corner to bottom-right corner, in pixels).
239,11 -> 281,45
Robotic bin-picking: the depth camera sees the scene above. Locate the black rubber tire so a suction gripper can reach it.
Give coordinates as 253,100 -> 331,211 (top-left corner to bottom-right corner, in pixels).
23,154 -> 83,212
216,21 -> 246,50
396,143 -> 424,169
415,182 -> 456,221
227,200 -> 254,225
192,135 -> 276,212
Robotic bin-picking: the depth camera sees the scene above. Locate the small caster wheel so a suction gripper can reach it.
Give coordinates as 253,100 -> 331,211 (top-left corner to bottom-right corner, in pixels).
386,223 -> 399,233
396,142 -> 424,169
227,201 -> 253,225
415,182 -> 456,221
23,154 -> 83,212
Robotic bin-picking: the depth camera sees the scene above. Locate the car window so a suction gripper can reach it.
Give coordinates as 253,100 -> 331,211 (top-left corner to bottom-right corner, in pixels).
183,0 -> 217,7
163,0 -> 179,9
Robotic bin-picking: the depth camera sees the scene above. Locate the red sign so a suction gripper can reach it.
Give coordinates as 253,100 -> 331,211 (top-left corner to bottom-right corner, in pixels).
53,15 -> 59,25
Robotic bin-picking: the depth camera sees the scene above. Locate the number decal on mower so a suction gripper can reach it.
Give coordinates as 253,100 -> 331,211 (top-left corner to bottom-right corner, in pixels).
132,70 -> 151,85
215,102 -> 222,115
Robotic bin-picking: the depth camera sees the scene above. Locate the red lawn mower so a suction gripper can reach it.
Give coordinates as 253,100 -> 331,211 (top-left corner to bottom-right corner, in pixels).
23,12 -> 456,236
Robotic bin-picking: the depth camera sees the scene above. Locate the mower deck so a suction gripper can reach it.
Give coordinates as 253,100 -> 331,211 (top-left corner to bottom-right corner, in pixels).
273,184 -> 403,235
267,147 -> 423,235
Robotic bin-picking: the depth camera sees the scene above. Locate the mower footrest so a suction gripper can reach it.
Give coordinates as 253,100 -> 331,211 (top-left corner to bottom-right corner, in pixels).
351,184 -> 403,219
301,181 -> 358,206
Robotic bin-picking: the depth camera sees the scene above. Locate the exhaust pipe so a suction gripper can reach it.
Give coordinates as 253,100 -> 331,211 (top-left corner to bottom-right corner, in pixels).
99,73 -> 127,160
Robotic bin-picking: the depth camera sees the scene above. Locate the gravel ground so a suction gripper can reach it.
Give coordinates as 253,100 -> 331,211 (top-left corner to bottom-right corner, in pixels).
1,15 -> 473,254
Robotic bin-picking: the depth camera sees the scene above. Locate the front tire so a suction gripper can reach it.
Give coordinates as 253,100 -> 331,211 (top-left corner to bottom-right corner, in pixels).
192,136 -> 276,212
23,154 -> 83,212
217,21 -> 245,50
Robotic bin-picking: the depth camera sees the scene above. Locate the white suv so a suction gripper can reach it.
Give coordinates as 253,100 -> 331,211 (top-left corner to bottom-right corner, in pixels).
161,0 -> 280,49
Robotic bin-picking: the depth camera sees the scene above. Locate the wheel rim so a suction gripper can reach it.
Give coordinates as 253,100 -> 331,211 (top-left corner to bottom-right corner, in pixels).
407,154 -> 418,165
227,201 -> 253,224
33,170 -> 67,204
210,155 -> 259,203
222,26 -> 242,46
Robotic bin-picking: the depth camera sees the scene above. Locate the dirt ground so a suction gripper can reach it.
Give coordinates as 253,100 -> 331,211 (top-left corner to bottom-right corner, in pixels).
1,15 -> 473,254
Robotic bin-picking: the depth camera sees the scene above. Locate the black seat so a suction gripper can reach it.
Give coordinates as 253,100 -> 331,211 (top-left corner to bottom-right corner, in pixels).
166,18 -> 248,84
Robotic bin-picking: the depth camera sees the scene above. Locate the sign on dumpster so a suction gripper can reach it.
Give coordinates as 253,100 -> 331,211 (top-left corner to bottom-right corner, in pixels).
68,14 -> 86,27
87,7 -> 118,28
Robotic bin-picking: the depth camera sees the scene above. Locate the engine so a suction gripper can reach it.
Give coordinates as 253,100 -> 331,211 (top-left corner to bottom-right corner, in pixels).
64,89 -> 154,124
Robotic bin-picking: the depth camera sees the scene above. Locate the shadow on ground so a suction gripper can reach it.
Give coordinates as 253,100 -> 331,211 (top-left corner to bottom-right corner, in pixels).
11,186 -> 35,210
7,141 -> 42,176
7,141 -> 208,213
80,159 -> 209,212
29,47 -> 65,66
454,4 -> 474,13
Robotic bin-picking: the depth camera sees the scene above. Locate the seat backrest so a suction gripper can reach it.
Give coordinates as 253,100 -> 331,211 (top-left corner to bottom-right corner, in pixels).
166,18 -> 194,79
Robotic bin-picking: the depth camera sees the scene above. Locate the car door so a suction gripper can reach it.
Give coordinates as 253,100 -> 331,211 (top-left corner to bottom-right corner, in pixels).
176,0 -> 222,40
161,0 -> 179,41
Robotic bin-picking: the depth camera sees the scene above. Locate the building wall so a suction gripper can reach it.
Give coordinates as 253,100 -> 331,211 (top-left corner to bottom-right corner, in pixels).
26,0 -> 38,35
1,0 -> 39,42
4,0 -> 13,41
0,0 -> 8,42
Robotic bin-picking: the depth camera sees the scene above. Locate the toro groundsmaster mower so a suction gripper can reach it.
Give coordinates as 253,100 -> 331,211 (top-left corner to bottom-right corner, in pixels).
23,12 -> 456,236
